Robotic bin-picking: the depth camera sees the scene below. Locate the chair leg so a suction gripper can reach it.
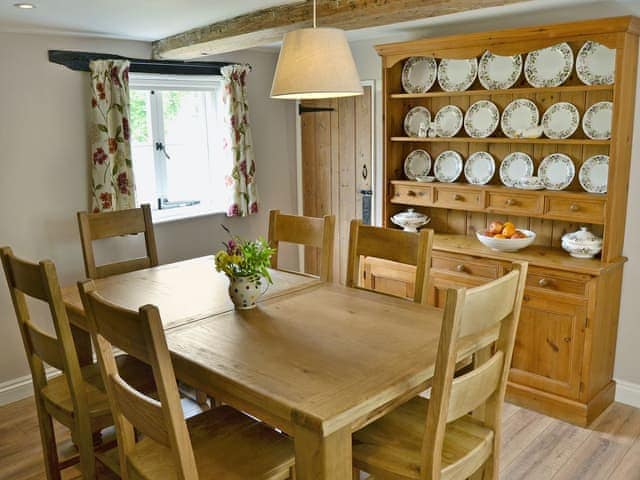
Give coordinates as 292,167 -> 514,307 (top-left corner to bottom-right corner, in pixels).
34,402 -> 61,480
289,465 -> 297,479
353,467 -> 361,479
195,390 -> 210,410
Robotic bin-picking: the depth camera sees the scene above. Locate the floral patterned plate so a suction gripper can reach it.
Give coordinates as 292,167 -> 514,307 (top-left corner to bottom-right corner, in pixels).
501,99 -> 539,139
499,152 -> 534,187
542,102 -> 580,139
539,153 -> 575,190
582,101 -> 612,140
437,58 -> 478,92
402,56 -> 438,93
434,150 -> 463,183
434,105 -> 464,137
576,41 -> 615,86
404,149 -> 432,180
403,106 -> 431,137
525,42 -> 574,88
464,100 -> 500,138
464,151 -> 495,185
478,51 -> 522,90
579,154 -> 609,194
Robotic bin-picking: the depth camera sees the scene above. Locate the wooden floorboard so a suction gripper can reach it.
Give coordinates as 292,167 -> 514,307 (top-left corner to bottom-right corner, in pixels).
1,396 -> 638,479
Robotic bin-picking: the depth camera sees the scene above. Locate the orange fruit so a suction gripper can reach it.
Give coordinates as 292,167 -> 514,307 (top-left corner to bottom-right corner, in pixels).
502,223 -> 516,238
483,230 -> 495,237
511,230 -> 527,239
494,234 -> 507,239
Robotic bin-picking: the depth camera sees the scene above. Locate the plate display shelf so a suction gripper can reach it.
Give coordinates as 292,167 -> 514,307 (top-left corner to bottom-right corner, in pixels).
374,16 -> 640,426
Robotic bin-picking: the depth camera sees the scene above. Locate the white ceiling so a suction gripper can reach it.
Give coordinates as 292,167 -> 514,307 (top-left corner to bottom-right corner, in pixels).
0,0 -> 639,46
0,0 -> 298,40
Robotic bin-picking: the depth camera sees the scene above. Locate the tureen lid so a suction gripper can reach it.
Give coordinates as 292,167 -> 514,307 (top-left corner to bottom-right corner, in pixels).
392,208 -> 428,221
562,227 -> 603,246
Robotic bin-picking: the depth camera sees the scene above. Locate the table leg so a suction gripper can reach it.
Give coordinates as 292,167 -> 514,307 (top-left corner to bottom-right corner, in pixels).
294,424 -> 352,480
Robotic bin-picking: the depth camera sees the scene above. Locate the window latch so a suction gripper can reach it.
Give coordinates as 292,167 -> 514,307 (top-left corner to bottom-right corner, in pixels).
155,142 -> 171,159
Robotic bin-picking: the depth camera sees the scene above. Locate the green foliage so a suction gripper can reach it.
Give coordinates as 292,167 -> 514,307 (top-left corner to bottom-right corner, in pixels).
214,226 -> 276,283
129,90 -> 149,143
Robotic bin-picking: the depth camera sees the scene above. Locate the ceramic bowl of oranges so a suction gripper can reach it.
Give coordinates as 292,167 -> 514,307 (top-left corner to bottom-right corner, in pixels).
476,221 -> 536,252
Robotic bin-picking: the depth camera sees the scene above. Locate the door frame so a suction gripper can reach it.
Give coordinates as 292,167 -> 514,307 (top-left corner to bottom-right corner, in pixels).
295,80 -> 376,271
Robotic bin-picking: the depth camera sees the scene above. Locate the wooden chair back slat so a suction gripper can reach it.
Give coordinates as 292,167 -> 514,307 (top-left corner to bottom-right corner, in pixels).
268,210 -> 336,282
95,257 -> 152,279
111,375 -> 169,445
420,262 -> 528,480
4,254 -> 49,301
77,204 -> 158,279
346,220 -> 434,304
458,272 -> 520,339
25,323 -> 66,371
79,281 -> 199,480
446,351 -> 504,423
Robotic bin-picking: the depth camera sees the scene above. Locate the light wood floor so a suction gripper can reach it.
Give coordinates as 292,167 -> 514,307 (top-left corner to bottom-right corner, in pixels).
1,397 -> 639,479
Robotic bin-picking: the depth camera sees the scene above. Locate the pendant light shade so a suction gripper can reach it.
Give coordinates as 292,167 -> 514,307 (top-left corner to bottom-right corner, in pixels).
270,27 -> 363,99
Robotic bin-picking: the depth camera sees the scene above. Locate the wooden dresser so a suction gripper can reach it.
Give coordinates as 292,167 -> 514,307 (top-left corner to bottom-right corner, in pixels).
372,17 -> 639,426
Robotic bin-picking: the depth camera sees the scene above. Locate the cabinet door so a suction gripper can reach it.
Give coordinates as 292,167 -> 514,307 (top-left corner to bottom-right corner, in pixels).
362,257 -> 416,299
509,291 -> 586,399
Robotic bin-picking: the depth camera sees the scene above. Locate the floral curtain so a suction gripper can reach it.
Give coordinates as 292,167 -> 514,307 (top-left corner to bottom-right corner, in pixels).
88,60 -> 136,212
221,64 -> 259,217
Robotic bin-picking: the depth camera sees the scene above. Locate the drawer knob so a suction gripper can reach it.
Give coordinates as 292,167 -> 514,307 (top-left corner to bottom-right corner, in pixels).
454,194 -> 463,201
418,191 -> 425,197
408,190 -> 417,197
506,198 -> 518,206
455,264 -> 466,273
570,204 -> 580,212
538,278 -> 552,287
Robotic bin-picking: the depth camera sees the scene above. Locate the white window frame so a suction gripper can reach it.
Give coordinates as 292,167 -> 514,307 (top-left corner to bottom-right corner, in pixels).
129,73 -> 225,223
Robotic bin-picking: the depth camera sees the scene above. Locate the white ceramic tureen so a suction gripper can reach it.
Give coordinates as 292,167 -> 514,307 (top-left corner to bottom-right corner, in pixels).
561,227 -> 603,258
390,209 -> 430,233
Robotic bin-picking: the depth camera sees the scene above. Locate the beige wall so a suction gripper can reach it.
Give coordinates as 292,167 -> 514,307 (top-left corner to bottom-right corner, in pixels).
0,33 -> 297,385
348,20 -> 640,393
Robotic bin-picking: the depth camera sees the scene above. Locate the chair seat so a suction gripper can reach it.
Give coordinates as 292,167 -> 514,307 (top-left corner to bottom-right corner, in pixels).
352,396 -> 494,480
125,405 -> 294,480
41,354 -> 154,431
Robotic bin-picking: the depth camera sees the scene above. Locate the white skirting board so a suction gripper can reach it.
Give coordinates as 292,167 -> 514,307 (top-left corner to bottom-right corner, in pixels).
614,378 -> 640,409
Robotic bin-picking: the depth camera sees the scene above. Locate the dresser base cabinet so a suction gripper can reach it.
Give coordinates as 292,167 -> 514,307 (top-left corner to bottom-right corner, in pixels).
360,251 -> 624,426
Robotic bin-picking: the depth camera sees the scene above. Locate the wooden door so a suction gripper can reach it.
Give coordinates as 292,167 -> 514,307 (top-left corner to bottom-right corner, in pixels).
300,85 -> 373,284
510,291 -> 586,399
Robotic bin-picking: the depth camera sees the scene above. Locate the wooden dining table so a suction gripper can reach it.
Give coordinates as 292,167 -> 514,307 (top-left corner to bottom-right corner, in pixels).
61,256 -> 453,480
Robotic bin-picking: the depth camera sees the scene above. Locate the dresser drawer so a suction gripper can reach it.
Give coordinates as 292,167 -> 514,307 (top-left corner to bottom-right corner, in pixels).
433,187 -> 483,210
391,184 -> 432,206
545,197 -> 605,223
487,192 -> 543,215
524,266 -> 591,297
431,253 -> 500,279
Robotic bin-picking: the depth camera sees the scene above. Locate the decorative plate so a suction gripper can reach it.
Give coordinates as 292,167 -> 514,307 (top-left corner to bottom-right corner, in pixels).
499,152 -> 534,187
501,99 -> 540,139
478,51 -> 523,90
434,150 -> 463,183
539,153 -> 575,190
576,41 -> 616,86
582,101 -> 613,140
464,100 -> 500,138
579,154 -> 609,193
403,106 -> 431,137
541,102 -> 580,139
434,105 -> 464,137
437,58 -> 478,92
464,151 -> 495,185
524,42 -> 574,88
403,149 -> 432,180
402,56 -> 438,93
404,149 -> 431,180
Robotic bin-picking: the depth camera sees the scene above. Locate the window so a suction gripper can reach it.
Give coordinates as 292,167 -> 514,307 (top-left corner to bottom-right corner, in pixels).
129,73 -> 229,222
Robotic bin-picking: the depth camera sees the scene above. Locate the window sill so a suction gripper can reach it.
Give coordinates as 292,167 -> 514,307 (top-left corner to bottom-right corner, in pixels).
151,206 -> 226,225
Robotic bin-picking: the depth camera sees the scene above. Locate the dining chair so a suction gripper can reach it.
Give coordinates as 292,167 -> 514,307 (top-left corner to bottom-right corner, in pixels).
0,247 -> 153,480
352,261 -> 528,480
78,279 -> 296,480
268,209 -> 336,282
77,203 -> 158,279
346,219 -> 434,304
